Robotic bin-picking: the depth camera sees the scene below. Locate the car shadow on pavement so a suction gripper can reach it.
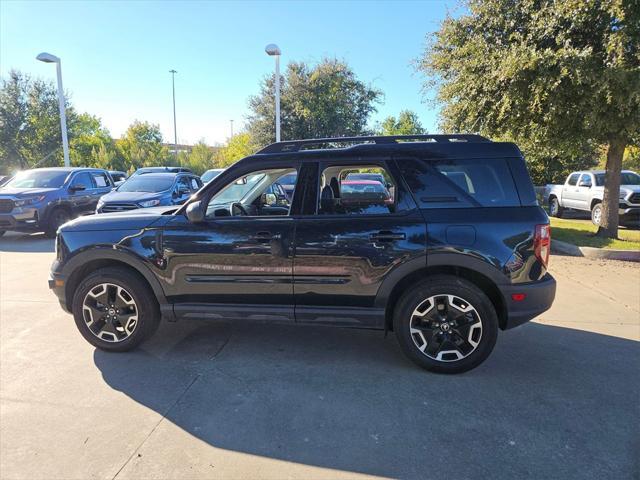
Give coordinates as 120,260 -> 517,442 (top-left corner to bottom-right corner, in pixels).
0,232 -> 54,252
93,320 -> 639,479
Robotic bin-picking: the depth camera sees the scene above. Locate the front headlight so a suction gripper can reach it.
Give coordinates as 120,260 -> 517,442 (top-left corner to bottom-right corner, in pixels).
14,195 -> 45,207
619,191 -> 628,200
97,198 -> 105,209
138,199 -> 161,208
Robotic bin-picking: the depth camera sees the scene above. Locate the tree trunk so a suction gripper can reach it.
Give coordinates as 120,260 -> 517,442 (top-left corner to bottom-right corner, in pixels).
596,138 -> 626,239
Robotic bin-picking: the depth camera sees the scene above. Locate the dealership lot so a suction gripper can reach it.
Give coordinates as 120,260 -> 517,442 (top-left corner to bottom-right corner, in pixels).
1,232 -> 638,480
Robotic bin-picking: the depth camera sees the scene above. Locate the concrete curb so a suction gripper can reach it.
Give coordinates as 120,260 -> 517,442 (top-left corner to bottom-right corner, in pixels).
552,239 -> 640,262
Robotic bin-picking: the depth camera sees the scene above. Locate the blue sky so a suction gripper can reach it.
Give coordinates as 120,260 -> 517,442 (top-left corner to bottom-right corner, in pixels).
1,0 -> 459,145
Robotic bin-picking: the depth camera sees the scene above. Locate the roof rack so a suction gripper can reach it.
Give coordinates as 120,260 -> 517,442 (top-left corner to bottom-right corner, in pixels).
257,134 -> 490,154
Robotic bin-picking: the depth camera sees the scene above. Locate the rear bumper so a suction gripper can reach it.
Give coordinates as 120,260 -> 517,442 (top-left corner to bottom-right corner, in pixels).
502,274 -> 556,329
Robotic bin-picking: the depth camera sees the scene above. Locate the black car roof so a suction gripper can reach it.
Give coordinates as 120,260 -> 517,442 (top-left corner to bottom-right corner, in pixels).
252,135 -> 522,160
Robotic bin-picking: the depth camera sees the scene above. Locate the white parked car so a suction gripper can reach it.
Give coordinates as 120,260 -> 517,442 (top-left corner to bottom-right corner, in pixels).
545,170 -> 640,225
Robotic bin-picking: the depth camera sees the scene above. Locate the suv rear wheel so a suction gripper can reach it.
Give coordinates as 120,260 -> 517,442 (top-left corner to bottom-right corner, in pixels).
71,267 -> 160,352
393,275 -> 498,374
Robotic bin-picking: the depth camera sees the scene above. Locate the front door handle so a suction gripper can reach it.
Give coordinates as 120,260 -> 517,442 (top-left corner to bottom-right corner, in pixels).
369,231 -> 406,242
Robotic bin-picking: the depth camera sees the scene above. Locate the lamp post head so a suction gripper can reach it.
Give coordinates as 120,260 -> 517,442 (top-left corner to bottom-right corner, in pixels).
36,52 -> 60,63
265,44 -> 281,56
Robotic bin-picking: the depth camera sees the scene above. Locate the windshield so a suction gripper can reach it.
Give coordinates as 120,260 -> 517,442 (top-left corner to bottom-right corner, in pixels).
201,170 -> 222,182
594,172 -> 640,186
212,173 -> 265,204
7,170 -> 69,189
118,176 -> 175,193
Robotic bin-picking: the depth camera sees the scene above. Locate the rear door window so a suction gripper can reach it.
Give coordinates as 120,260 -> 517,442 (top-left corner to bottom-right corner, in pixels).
92,172 -> 110,188
398,158 -> 520,208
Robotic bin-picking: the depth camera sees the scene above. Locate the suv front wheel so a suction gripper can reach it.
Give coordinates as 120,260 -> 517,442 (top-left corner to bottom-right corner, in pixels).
393,275 -> 498,374
72,267 -> 160,352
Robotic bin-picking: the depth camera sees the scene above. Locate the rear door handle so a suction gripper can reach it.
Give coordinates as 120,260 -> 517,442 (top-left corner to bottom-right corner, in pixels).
369,231 -> 406,242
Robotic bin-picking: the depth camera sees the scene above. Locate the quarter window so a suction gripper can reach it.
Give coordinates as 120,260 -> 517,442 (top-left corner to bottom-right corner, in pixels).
398,158 -> 520,208
318,165 -> 396,215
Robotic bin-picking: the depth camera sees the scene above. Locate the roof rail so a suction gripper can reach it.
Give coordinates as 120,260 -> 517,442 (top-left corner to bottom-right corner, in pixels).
256,134 -> 490,154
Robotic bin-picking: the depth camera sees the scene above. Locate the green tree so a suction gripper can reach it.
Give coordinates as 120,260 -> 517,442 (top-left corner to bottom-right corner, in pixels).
248,58 -> 382,147
214,133 -> 256,167
116,121 -> 169,170
418,0 -> 640,238
179,140 -> 217,174
68,113 -> 121,169
378,110 -> 426,136
0,70 -> 69,171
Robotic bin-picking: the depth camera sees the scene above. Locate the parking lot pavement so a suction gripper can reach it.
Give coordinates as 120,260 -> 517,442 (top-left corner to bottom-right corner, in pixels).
1,232 -> 639,480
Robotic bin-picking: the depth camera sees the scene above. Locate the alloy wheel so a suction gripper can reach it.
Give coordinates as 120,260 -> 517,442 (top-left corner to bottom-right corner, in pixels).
409,294 -> 483,362
82,283 -> 138,342
592,205 -> 602,226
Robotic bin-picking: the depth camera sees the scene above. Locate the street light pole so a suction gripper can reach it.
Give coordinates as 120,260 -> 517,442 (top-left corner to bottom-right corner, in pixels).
230,119 -> 234,139
36,52 -> 69,167
265,44 -> 282,143
169,69 -> 178,160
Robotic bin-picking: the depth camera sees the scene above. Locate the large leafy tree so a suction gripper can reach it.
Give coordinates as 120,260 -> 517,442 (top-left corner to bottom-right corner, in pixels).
178,140 -> 217,174
0,70 -> 68,171
378,110 -> 426,136
68,113 -> 121,169
418,0 -> 639,238
214,132 -> 256,168
115,121 -> 170,171
247,58 -> 382,147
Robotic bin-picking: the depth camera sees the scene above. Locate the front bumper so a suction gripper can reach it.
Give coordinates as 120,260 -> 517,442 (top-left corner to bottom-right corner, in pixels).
0,207 -> 42,231
502,274 -> 556,329
49,257 -> 70,312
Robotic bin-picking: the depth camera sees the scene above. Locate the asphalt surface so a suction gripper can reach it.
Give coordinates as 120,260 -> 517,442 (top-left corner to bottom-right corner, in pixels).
1,232 -> 639,480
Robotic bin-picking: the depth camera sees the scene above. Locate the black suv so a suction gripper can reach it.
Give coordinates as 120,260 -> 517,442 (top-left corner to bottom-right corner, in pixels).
49,135 -> 556,373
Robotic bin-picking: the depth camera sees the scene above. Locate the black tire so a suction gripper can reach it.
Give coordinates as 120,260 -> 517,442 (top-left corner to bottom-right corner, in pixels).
45,207 -> 71,237
591,202 -> 603,226
393,275 -> 498,374
549,196 -> 564,218
71,267 -> 160,352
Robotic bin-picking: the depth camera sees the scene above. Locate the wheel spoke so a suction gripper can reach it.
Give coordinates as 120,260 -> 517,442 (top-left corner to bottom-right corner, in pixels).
409,293 -> 483,363
82,283 -> 139,343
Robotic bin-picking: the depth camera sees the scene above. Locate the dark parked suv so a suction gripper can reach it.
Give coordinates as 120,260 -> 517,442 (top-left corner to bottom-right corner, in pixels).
49,135 -> 556,373
0,167 -> 113,237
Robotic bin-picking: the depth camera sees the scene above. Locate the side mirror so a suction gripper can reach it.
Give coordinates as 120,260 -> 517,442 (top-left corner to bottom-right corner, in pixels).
185,200 -> 205,223
69,184 -> 86,192
261,193 -> 277,206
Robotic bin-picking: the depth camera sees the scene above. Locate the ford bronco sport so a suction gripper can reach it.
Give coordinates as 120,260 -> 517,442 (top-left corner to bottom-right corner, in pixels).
49,135 -> 556,373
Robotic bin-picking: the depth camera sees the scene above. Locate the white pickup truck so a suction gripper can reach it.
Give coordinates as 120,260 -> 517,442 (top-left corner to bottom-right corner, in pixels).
545,170 -> 640,225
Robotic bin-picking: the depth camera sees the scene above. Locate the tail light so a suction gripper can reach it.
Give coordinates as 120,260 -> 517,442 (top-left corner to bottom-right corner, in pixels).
534,224 -> 551,268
